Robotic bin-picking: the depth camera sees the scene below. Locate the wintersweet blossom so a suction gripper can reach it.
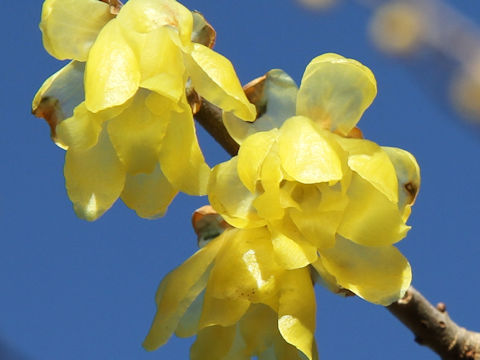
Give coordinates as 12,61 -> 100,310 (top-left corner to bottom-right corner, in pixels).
32,0 -> 255,220
210,54 -> 420,305
143,225 -> 318,360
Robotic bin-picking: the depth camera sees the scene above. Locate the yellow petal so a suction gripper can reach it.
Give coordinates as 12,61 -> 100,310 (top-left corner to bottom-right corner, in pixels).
117,0 -> 193,46
56,102 -> 103,151
32,61 -> 86,149
237,129 -> 278,193
209,158 -> 266,228
198,285 -> 250,328
143,234 -> 225,351
107,90 -> 170,174
175,290 -> 204,338
296,53 -> 377,136
240,304 -> 277,356
208,228 -> 283,303
158,98 -> 210,195
186,43 -> 256,121
278,268 -> 316,360
64,127 -> 125,221
287,183 -> 348,250
40,0 -> 113,61
121,163 -> 178,219
223,69 -> 298,144
85,20 -> 140,112
382,147 -> 421,219
338,173 -> 410,246
337,137 -> 398,203
321,236 -> 412,305
271,232 -> 318,270
190,325 -> 237,360
278,116 -> 345,184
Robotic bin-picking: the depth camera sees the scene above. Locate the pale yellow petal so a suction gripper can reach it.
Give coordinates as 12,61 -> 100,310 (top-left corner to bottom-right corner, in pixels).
40,0 -> 113,61
382,147 -> 421,219
278,116 -> 345,184
56,102 -> 103,151
107,90 -> 169,174
198,285 -> 250,328
190,325 -> 237,360
337,173 -> 410,246
271,232 -> 318,270
223,69 -> 298,144
209,158 -> 266,228
32,61 -> 86,148
237,129 -> 278,193
64,127 -> 125,221
338,137 -> 398,203
278,268 -> 316,360
297,53 -> 377,135
143,235 -> 225,351
208,228 -> 283,303
85,20 -> 140,112
158,98 -> 210,195
321,236 -> 412,305
240,304 -> 277,356
117,0 -> 193,46
121,163 -> 178,219
175,290 -> 204,338
186,43 -> 256,121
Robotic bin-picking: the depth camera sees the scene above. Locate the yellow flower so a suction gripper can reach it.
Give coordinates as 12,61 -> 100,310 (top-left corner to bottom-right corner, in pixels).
32,0 -> 255,220
143,226 -> 318,360
211,54 -> 420,305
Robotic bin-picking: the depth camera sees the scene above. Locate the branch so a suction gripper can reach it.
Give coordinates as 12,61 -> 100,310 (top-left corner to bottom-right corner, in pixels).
387,286 -> 480,359
194,99 -> 239,157
193,98 -> 480,360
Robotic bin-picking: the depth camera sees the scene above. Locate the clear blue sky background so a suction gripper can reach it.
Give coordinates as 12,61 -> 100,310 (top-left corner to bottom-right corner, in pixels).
2,0 -> 480,359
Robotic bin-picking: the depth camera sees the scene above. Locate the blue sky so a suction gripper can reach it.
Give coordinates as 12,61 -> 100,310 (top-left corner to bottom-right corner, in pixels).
2,0 -> 480,359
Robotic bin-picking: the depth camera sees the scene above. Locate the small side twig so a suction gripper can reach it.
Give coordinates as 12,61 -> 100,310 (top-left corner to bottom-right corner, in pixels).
387,286 -> 480,359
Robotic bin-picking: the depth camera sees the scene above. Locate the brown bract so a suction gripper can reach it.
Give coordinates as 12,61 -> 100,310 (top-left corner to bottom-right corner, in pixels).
99,0 -> 123,15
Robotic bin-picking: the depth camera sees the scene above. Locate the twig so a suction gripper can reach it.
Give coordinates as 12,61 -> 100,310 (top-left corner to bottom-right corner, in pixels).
387,286 -> 480,359
193,99 -> 480,360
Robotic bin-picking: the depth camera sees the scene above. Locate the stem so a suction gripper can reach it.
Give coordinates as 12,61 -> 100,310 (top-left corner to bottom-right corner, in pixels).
193,99 -> 480,360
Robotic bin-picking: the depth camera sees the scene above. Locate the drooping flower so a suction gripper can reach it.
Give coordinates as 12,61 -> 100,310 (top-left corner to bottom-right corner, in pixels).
32,0 -> 255,220
210,54 -> 420,305
143,210 -> 318,359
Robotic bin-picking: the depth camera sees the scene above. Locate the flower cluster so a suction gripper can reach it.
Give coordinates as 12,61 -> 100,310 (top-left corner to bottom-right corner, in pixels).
32,0 -> 255,220
212,54 -> 420,304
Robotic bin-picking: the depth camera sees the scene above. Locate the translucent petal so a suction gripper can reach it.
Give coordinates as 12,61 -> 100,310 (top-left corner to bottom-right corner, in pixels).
186,43 -> 256,121
338,137 -> 398,203
382,147 -> 421,218
237,129 -> 278,193
32,61 -> 86,148
278,268 -> 316,360
40,0 -> 113,61
107,90 -> 170,174
158,98 -> 210,195
64,127 -> 125,221
208,228 -> 283,303
321,236 -> 412,305
175,289 -> 204,338
117,0 -> 193,46
56,103 -> 103,151
338,173 -> 410,246
271,232 -> 317,270
209,158 -> 266,228
278,116 -> 345,184
121,163 -> 178,219
198,284 -> 250,328
224,69 -> 298,144
240,304 -> 277,356
296,53 -> 377,136
85,20 -> 140,112
288,184 -> 348,250
143,235 -> 225,351
190,325 -> 237,360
